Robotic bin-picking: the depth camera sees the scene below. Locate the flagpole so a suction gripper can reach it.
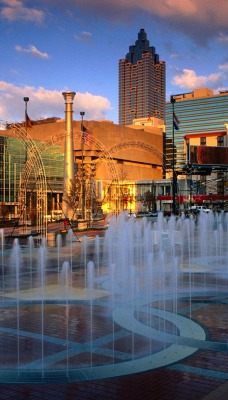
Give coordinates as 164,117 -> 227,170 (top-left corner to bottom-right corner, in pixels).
170,96 -> 177,215
24,97 -> 29,123
80,111 -> 85,219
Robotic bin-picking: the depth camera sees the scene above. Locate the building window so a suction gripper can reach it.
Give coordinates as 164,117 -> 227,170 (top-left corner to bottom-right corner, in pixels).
200,137 -> 206,145
217,136 -> 224,146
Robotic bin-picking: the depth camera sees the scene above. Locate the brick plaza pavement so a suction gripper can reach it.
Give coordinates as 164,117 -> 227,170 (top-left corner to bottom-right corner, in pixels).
0,287 -> 227,399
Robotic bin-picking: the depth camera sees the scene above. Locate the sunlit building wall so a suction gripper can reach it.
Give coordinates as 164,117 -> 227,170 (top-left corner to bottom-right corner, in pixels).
1,118 -> 164,219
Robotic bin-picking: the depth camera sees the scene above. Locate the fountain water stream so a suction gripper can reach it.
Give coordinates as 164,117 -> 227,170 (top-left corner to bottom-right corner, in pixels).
0,211 -> 227,383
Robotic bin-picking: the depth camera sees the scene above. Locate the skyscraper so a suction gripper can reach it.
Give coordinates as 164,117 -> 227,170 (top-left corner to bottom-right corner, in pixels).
119,29 -> 166,126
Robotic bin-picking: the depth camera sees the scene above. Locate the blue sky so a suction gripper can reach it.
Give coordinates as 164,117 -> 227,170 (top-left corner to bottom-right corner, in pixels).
0,0 -> 228,125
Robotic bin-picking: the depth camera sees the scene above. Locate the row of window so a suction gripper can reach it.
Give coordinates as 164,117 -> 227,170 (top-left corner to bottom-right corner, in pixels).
184,136 -> 224,146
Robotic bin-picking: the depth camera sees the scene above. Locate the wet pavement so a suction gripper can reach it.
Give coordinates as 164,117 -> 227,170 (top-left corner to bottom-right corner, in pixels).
0,225 -> 228,399
0,287 -> 227,399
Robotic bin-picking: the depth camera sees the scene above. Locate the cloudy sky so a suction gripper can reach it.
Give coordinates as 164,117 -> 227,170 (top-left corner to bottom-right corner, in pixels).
0,0 -> 228,125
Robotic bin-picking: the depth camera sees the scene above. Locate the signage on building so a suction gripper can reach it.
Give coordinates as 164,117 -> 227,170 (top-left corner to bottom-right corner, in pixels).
170,94 -> 185,101
190,145 -> 228,166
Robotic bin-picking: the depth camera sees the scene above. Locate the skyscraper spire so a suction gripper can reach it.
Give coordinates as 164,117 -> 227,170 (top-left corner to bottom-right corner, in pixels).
119,29 -> 166,126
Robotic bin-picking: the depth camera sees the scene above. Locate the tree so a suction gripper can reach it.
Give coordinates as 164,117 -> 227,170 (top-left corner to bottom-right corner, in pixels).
64,168 -> 97,219
0,203 -> 9,222
141,190 -> 156,212
118,165 -> 129,211
63,176 -> 81,219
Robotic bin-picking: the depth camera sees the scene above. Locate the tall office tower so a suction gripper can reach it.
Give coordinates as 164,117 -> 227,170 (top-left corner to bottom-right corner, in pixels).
119,29 -> 166,126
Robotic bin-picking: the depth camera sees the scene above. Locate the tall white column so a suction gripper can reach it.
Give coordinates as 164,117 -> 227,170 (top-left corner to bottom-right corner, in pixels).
62,91 -> 76,220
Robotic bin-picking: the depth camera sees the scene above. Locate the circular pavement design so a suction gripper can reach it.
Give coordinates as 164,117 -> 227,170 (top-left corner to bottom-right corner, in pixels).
0,293 -> 210,384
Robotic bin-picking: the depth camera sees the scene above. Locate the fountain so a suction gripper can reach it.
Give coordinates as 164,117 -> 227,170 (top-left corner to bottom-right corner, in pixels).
0,211 -> 227,383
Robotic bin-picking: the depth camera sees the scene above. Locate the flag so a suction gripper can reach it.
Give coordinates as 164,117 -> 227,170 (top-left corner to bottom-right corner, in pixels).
173,113 -> 179,130
25,112 -> 32,128
82,124 -> 93,145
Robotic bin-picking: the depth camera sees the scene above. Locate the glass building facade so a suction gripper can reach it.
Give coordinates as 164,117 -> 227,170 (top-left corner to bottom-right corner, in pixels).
0,136 -> 64,219
119,29 -> 166,126
165,89 -> 228,170
0,137 -> 26,204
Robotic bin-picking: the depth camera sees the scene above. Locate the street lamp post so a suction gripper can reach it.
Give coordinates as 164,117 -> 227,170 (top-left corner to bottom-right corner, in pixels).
170,96 -> 177,215
24,97 -> 29,126
80,111 -> 85,219
23,97 -> 29,230
23,97 -> 29,158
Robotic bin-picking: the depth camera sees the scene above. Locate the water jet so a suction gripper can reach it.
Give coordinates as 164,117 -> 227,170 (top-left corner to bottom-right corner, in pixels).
0,211 -> 227,383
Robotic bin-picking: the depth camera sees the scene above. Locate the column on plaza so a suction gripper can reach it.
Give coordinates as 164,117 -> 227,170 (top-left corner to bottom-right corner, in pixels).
62,91 -> 76,220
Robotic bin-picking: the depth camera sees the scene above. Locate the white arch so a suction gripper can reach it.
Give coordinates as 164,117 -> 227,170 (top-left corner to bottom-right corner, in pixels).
108,141 -> 164,165
40,129 -> 119,183
8,124 -> 47,237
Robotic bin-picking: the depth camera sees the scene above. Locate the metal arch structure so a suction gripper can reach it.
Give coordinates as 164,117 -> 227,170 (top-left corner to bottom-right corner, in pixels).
39,129 -> 119,183
9,124 -> 47,237
108,140 -> 163,166
106,142 -> 183,207
40,135 -> 170,209
107,141 -> 177,194
107,140 -> 176,173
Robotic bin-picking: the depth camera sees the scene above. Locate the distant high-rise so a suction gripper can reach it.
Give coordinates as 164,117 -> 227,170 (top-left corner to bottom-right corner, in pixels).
119,29 -> 166,126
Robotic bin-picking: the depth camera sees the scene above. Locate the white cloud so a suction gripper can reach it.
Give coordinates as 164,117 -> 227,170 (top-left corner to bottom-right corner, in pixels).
66,0 -> 228,44
69,0 -> 228,25
172,69 -> 207,89
169,53 -> 180,60
15,44 -> 49,59
0,0 -> 23,6
74,31 -> 92,42
2,1 -> 228,43
0,0 -> 45,23
219,63 -> 228,72
217,33 -> 228,45
171,68 -> 226,91
0,82 -> 111,122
